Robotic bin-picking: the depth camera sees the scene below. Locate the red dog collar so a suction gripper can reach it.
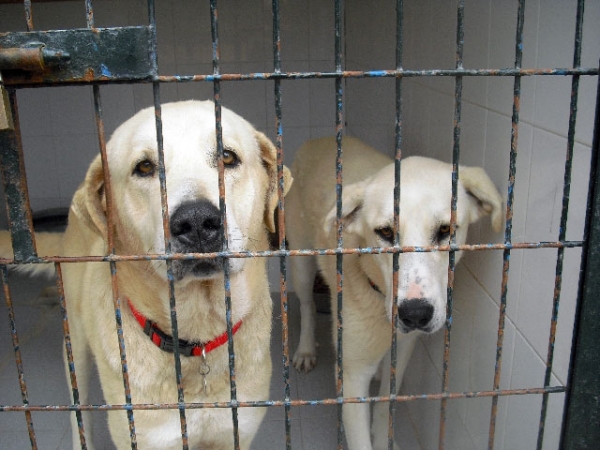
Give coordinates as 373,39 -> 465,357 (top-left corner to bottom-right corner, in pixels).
128,299 -> 242,357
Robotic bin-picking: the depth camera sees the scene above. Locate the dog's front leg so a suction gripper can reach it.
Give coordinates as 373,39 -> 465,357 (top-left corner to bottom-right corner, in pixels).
341,361 -> 380,450
291,255 -> 318,372
371,333 -> 417,450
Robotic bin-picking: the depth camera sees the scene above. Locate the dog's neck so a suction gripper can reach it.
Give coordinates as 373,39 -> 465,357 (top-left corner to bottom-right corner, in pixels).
127,297 -> 242,357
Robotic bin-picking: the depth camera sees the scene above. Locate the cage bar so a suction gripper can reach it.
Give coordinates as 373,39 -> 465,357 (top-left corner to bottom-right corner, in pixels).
560,60 -> 600,450
438,1 -> 465,448
0,1 -> 598,449
209,1 -> 241,448
387,0 -> 405,448
271,1 -> 294,448
487,0 -> 526,448
536,0 -> 585,448
1,266 -> 37,449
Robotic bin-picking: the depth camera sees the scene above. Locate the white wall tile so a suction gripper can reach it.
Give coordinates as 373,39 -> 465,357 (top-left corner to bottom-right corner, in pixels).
171,0 -> 212,67
345,0 -> 396,70
502,332 -> 563,450
580,0 -> 600,68
46,86 -> 96,137
266,70 -> 312,129
97,84 -> 136,138
54,133 -> 100,205
308,77 -> 337,130
21,135 -> 60,213
308,0 -> 335,64
16,89 -> 53,138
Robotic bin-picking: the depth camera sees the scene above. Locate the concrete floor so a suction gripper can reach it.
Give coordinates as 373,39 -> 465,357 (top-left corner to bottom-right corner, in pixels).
0,269 -> 422,449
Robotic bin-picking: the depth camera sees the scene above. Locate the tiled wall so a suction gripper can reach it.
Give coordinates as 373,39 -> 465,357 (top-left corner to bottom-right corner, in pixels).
343,1 -> 598,449
0,1 -> 598,449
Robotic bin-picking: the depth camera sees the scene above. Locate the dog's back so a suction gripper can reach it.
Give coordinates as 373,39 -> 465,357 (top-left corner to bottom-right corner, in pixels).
286,136 -> 391,250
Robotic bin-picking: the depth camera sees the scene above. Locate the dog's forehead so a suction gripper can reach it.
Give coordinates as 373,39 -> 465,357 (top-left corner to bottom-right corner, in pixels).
361,158 -> 471,227
108,101 -> 260,166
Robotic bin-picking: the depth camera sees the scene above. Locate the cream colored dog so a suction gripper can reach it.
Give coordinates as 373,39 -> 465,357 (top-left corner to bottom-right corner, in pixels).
286,136 -> 502,450
0,100 -> 292,449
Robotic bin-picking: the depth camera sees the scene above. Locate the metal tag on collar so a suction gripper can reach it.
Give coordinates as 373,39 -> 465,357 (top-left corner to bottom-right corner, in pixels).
199,347 -> 210,395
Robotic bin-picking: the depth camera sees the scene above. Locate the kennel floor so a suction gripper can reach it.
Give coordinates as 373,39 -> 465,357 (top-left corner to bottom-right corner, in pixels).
0,270 -> 423,449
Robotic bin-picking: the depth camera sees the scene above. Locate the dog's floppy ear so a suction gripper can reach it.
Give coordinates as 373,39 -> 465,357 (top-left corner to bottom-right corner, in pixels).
323,180 -> 365,236
460,166 -> 503,232
70,154 -> 107,237
256,131 -> 293,233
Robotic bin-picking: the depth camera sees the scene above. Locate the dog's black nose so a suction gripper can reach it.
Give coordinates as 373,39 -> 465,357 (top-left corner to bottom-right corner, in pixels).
170,201 -> 223,253
398,299 -> 434,331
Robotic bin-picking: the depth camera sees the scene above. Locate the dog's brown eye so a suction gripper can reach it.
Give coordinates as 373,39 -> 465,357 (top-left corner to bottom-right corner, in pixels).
436,224 -> 454,242
133,160 -> 155,177
375,227 -> 394,243
222,149 -> 239,167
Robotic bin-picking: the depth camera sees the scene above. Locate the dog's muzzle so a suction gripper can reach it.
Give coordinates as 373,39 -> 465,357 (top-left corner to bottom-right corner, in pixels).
397,298 -> 434,333
170,200 -> 224,280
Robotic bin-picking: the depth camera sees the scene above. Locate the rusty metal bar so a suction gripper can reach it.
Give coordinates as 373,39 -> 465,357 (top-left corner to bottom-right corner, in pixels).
0,384 -> 567,413
0,28 -> 153,86
2,66 -> 599,88
210,2 -> 241,448
0,239 -> 586,268
537,0 -> 585,448
1,265 -> 38,449
487,1 -> 525,448
0,46 -> 70,72
92,84 -> 138,449
271,1 -> 293,448
54,263 -> 89,450
0,89 -> 37,262
84,0 -> 94,29
83,0 -> 140,445
387,0 -> 404,447
560,60 -> 600,450
146,0 -> 191,447
23,0 -> 33,32
333,1 -> 345,448
152,67 -> 599,85
438,2 -> 464,447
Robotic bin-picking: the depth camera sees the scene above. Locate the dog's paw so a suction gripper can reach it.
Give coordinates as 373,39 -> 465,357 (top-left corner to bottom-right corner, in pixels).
292,349 -> 317,372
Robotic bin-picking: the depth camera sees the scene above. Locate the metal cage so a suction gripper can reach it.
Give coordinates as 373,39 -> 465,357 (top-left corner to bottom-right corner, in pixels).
0,1 -> 598,449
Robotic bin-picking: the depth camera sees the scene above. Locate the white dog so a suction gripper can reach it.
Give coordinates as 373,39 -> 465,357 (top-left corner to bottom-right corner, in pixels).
286,136 -> 502,450
0,100 -> 292,449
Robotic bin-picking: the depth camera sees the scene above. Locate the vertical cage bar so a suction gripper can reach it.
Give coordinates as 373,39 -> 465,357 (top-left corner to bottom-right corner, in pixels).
147,0 -> 190,447
23,0 -> 33,31
271,1 -> 293,448
487,1 -> 525,448
438,1 -> 464,448
55,263 -> 89,450
560,59 -> 600,450
0,90 -> 36,263
87,0 -> 140,443
210,2 -> 240,448
1,266 -> 38,449
333,0 -> 345,448
536,0 -> 585,448
84,0 -> 94,28
387,0 -> 404,448
91,84 -> 139,448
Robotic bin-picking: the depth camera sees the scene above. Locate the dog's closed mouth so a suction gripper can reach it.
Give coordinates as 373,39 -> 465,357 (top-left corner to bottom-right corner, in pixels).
172,258 -> 224,280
